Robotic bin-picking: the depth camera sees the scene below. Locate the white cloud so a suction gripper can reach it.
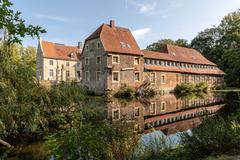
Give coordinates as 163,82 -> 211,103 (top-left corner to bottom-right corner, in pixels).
128,0 -> 157,14
36,14 -> 73,23
132,28 -> 152,39
138,2 -> 157,14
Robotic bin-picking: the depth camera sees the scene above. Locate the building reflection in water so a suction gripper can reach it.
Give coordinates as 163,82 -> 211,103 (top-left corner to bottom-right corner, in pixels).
107,93 -> 225,136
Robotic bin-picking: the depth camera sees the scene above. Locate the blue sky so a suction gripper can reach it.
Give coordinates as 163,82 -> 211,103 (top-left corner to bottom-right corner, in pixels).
12,0 -> 240,49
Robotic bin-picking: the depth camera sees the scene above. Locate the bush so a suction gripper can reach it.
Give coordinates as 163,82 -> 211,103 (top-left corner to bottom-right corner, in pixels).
174,82 -> 208,96
114,85 -> 135,99
181,117 -> 240,159
195,82 -> 208,92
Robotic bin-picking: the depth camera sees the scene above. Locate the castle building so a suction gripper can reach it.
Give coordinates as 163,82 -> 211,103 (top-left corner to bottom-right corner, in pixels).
80,20 -> 225,94
36,38 -> 82,83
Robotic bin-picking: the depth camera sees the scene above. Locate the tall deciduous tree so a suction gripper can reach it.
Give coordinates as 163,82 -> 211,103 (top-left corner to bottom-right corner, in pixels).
191,9 -> 240,86
146,38 -> 189,52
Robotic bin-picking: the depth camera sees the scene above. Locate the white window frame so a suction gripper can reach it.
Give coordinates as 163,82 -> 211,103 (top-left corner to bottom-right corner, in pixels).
66,70 -> 70,79
134,71 -> 140,82
112,71 -> 120,83
85,45 -> 89,51
85,57 -> 89,65
134,57 -> 140,65
85,71 -> 89,81
150,72 -> 156,84
96,71 -> 101,81
49,69 -> 54,77
112,55 -> 120,64
96,56 -> 101,64
161,101 -> 166,111
49,60 -> 53,65
150,102 -> 156,115
161,74 -> 166,84
112,109 -> 120,120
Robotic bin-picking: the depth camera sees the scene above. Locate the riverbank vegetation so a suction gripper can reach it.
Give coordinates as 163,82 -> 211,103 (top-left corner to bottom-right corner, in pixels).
114,83 -> 157,99
174,82 -> 208,96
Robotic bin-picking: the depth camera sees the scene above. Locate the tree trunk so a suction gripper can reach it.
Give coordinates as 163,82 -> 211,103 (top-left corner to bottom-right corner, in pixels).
0,139 -> 11,148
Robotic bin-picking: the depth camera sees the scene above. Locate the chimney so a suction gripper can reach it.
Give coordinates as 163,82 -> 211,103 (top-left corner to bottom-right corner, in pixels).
77,41 -> 83,49
110,20 -> 115,28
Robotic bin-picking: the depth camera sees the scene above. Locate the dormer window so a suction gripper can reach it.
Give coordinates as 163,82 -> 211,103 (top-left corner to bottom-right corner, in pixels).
69,52 -> 75,58
120,42 -> 126,48
127,44 -> 131,48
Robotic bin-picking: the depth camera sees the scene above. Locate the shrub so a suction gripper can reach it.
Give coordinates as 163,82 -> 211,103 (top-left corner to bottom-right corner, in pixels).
195,82 -> 208,92
114,85 -> 135,99
174,83 -> 195,94
174,82 -> 209,96
181,117 -> 240,159
135,87 -> 157,99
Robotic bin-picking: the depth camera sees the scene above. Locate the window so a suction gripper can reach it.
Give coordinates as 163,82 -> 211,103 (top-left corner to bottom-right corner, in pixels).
97,42 -> 101,49
85,57 -> 89,65
66,70 -> 70,79
127,44 -> 131,48
161,74 -> 166,84
120,42 -> 126,48
49,60 -> 53,65
96,71 -> 101,81
150,102 -> 156,115
85,71 -> 89,81
112,55 -> 119,64
96,56 -> 101,64
112,71 -> 120,82
77,62 -> 81,67
112,109 -> 120,120
135,108 -> 140,116
77,71 -> 81,79
135,72 -> 140,81
161,101 -> 166,111
85,45 -> 89,51
150,72 -> 156,84
66,62 -> 70,66
49,69 -> 54,77
134,57 -> 140,65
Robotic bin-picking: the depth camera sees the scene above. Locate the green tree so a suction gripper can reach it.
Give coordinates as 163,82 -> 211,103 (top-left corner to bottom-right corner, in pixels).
191,9 -> 240,86
0,0 -> 46,43
146,38 -> 189,52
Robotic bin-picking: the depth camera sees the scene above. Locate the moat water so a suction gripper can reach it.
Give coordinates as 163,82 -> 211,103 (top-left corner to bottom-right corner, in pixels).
2,91 -> 238,160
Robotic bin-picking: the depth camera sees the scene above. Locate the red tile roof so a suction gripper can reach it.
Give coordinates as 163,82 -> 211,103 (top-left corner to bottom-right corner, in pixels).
145,65 -> 225,75
143,44 -> 216,66
41,40 -> 81,61
86,23 -> 143,55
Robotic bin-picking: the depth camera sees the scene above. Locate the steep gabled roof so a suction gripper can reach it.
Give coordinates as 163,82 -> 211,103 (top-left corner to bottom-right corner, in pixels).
143,44 -> 216,66
86,23 -> 142,55
40,40 -> 81,61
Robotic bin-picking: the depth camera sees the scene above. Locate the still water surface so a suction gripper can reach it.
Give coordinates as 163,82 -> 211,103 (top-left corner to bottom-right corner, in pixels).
3,92 -> 226,159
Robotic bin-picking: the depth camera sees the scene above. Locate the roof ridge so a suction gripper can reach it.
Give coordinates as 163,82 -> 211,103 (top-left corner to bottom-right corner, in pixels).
41,39 -> 78,48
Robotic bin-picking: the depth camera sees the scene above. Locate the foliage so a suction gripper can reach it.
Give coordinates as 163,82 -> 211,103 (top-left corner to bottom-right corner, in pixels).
0,0 -> 46,43
146,38 -> 189,52
114,84 -> 157,99
46,108 -> 140,160
174,82 -> 208,96
191,9 -> 240,87
114,84 -> 135,99
181,117 -> 240,159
